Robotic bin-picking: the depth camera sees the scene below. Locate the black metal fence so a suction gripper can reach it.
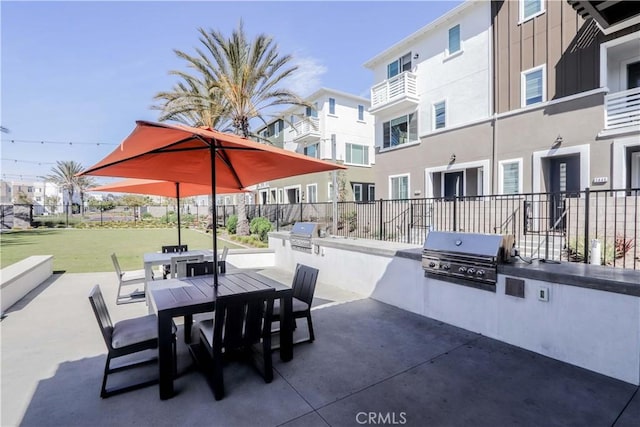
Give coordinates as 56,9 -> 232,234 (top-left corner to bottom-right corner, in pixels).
17,187 -> 640,269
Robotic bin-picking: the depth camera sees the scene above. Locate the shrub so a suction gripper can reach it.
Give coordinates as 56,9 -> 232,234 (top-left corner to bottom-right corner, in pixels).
226,215 -> 238,234
250,217 -> 272,242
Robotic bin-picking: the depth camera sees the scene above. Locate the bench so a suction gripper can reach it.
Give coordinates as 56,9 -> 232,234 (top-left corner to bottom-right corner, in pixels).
1,255 -> 53,315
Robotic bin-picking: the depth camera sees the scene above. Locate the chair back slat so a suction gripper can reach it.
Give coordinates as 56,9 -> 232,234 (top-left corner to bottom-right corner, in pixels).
219,246 -> 229,261
162,245 -> 188,254
88,285 -> 114,349
213,289 -> 275,355
170,254 -> 204,278
111,253 -> 123,278
186,261 -> 216,277
291,264 -> 319,305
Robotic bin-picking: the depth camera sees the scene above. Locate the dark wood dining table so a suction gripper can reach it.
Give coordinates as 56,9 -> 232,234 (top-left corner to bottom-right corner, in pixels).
148,270 -> 293,400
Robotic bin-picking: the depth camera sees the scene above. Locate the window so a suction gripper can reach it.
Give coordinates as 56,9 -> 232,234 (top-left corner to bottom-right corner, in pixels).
345,143 -> 369,165
499,159 -> 523,194
328,183 -> 334,201
387,52 -> 412,78
368,184 -> 375,201
520,0 -> 544,22
304,143 -> 319,158
305,102 -> 318,117
306,184 -> 318,203
389,175 -> 409,199
353,184 -> 363,202
358,105 -> 364,121
383,113 -> 417,148
522,65 -> 545,106
448,25 -> 461,54
329,98 -> 336,115
274,121 -> 281,136
434,101 -> 446,130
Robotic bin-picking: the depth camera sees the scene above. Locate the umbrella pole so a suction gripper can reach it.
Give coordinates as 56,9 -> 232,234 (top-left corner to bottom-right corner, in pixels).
210,141 -> 218,289
176,182 -> 181,247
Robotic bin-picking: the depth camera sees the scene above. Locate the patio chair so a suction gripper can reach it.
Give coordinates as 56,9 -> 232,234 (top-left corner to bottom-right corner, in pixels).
185,261 -> 216,277
161,245 -> 188,279
170,254 -> 205,279
273,264 -> 319,343
111,253 -> 146,305
88,285 -> 176,398
218,246 -> 229,274
191,289 -> 276,400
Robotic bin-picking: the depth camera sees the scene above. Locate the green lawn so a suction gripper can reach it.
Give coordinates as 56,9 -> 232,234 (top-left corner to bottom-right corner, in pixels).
0,228 -> 242,273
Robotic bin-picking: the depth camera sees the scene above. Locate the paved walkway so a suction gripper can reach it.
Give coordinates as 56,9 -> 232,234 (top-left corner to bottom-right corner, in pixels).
2,268 -> 639,426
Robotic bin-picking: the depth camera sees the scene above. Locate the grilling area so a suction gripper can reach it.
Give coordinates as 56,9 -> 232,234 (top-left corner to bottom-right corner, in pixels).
3,230 -> 640,426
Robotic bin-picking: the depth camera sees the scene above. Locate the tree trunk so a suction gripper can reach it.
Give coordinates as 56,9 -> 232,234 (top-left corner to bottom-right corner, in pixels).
236,193 -> 250,236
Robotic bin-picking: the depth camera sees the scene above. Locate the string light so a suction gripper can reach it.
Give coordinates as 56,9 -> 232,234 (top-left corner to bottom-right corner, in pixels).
1,158 -> 56,165
1,138 -> 117,146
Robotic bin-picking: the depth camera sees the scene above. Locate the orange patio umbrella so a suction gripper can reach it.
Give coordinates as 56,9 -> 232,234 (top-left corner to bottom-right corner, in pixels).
90,178 -> 245,246
80,120 -> 345,287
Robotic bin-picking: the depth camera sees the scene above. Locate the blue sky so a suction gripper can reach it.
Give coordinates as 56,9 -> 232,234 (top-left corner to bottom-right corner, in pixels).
1,0 -> 461,183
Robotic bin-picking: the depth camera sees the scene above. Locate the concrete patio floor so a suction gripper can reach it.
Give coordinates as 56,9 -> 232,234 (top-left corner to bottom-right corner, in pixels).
2,267 -> 640,426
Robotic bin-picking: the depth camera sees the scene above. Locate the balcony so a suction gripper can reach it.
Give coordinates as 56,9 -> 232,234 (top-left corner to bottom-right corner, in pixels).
291,116 -> 320,145
605,87 -> 640,131
369,71 -> 419,115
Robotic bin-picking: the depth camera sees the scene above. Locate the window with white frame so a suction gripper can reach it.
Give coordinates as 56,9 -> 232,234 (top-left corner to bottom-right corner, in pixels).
383,113 -> 417,148
448,25 -> 461,55
304,143 -> 319,158
358,105 -> 364,121
306,184 -> 318,203
353,183 -> 363,202
274,121 -> 281,136
520,0 -> 544,22
522,65 -> 545,107
345,143 -> 369,165
433,101 -> 446,130
327,183 -> 334,201
329,98 -> 336,115
499,159 -> 523,194
387,52 -> 412,78
389,175 -> 409,199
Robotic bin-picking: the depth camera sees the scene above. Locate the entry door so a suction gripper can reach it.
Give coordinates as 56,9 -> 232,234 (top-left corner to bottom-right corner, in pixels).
548,155 -> 580,230
631,151 -> 640,189
444,171 -> 464,199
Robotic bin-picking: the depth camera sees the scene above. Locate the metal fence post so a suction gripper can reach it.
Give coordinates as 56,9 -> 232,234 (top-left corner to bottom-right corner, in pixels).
453,197 -> 458,232
584,187 -> 590,264
300,201 -> 303,222
276,203 -> 280,231
378,198 -> 384,241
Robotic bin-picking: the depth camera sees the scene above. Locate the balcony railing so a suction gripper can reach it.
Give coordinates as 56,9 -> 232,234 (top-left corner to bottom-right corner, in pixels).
605,86 -> 640,130
370,71 -> 418,112
292,117 -> 320,143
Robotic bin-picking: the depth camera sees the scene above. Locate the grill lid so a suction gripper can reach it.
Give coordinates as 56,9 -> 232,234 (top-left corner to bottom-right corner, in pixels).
423,231 -> 507,258
290,222 -> 319,237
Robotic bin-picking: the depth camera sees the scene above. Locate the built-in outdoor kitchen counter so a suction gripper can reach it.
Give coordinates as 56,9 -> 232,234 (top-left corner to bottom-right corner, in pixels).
396,247 -> 640,296
269,229 -> 640,386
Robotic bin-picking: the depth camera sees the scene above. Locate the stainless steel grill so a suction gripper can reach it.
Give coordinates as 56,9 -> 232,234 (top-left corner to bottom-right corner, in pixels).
290,222 -> 320,253
422,231 -> 514,286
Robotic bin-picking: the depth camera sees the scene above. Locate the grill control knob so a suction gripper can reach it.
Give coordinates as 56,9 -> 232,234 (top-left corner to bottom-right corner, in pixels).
458,267 -> 467,273
476,270 -> 485,277
429,262 -> 436,268
467,268 -> 476,275
441,264 -> 450,271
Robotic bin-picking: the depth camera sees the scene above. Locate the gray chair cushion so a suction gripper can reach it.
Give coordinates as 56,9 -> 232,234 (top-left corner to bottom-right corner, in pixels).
197,319 -> 215,348
273,297 -> 309,317
121,269 -> 146,282
112,314 -> 159,349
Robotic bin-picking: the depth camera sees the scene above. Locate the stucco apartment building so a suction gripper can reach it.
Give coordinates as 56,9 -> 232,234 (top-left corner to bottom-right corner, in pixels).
366,0 -> 639,202
254,88 -> 375,204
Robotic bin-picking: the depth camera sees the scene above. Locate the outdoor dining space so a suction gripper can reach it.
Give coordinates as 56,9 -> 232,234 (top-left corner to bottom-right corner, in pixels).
3,255 -> 640,427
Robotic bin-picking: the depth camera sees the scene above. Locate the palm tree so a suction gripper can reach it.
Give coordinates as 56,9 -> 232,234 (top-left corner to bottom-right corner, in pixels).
155,21 -> 310,235
76,175 -> 96,215
45,160 -> 84,215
